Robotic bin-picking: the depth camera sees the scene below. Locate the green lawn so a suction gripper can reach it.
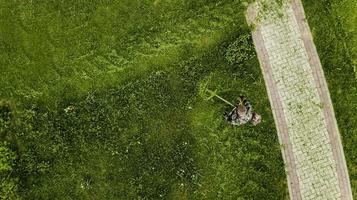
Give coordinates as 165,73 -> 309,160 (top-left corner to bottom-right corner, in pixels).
2,0 -> 356,199
0,0 -> 287,199
303,0 -> 357,197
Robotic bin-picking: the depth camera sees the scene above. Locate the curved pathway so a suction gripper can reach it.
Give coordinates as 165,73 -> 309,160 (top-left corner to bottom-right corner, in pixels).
247,0 -> 353,199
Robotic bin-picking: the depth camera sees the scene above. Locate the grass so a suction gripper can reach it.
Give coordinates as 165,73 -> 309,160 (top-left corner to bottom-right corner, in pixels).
0,0 -> 287,199
302,0 -> 357,197
3,0 -> 355,198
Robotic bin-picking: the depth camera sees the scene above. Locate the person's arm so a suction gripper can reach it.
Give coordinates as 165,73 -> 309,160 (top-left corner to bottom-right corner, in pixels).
224,108 -> 236,122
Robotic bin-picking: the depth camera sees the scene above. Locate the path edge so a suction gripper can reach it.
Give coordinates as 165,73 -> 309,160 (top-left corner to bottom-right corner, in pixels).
246,1 -> 353,199
291,0 -> 353,199
246,3 -> 302,200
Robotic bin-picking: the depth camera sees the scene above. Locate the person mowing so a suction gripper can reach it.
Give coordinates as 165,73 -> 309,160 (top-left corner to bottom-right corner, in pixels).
201,86 -> 261,126
224,96 -> 261,126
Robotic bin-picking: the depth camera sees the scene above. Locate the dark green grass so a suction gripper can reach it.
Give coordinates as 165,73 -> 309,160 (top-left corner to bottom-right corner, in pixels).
303,0 -> 357,197
0,0 -> 287,199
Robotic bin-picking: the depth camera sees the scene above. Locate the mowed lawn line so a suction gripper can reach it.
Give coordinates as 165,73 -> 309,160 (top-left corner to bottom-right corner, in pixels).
0,1 -> 288,199
7,29 -> 288,199
0,1 -> 247,109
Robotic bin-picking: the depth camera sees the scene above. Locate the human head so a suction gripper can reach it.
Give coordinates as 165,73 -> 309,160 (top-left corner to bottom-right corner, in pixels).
252,113 -> 262,125
237,105 -> 247,116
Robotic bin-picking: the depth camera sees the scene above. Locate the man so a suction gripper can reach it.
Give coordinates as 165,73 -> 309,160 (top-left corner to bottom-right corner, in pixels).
224,96 -> 261,126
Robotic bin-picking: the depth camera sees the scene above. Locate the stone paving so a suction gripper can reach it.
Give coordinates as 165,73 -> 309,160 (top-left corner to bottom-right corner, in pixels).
247,0 -> 353,199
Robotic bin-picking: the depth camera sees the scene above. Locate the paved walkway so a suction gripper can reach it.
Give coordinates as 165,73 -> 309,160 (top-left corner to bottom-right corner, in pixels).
247,0 -> 352,199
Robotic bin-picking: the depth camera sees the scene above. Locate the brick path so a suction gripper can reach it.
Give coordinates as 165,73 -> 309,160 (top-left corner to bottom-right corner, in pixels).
247,0 -> 353,199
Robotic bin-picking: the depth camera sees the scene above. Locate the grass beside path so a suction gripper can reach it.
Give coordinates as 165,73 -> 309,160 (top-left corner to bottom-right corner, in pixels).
0,0 -> 287,199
